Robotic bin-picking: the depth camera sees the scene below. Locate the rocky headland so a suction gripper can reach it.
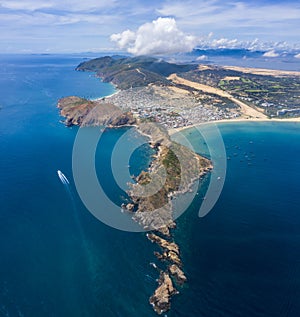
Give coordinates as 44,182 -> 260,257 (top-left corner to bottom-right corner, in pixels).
58,94 -> 212,314
57,96 -> 136,127
76,55 -> 196,90
57,56 -> 213,315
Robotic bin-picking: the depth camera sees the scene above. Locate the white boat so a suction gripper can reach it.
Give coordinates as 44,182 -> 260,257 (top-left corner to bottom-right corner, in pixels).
57,170 -> 69,184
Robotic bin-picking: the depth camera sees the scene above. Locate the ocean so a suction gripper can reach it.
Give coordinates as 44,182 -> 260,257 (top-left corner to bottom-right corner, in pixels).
0,54 -> 300,317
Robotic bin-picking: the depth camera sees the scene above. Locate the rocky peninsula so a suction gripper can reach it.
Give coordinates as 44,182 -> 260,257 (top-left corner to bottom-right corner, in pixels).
57,56 -> 215,315
57,94 -> 212,314
127,123 -> 211,313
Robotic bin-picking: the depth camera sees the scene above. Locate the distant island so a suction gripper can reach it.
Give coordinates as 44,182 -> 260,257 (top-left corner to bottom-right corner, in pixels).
57,55 -> 300,314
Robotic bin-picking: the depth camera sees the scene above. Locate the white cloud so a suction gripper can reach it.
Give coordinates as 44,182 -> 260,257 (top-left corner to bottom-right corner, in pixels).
194,35 -> 300,52
210,38 -> 239,49
295,53 -> 300,59
56,0 -> 117,13
1,0 -> 299,53
196,55 -> 208,61
157,1 -> 221,19
0,0 -> 117,12
263,50 -> 279,57
0,10 -> 119,28
157,1 -> 300,44
110,17 -> 197,55
158,1 -> 300,27
0,0 -> 52,11
110,30 -> 136,49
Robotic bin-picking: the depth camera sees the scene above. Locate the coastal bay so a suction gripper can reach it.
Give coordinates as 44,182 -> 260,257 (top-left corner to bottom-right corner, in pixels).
1,54 -> 300,317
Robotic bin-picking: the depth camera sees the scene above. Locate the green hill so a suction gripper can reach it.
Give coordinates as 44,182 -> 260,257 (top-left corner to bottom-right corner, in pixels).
76,56 -> 197,89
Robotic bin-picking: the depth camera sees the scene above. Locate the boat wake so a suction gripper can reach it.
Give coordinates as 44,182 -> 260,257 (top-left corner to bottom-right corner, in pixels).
57,170 -> 69,185
56,169 -> 99,285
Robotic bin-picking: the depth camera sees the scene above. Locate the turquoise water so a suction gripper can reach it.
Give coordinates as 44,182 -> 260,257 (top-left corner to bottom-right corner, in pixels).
1,55 -> 300,317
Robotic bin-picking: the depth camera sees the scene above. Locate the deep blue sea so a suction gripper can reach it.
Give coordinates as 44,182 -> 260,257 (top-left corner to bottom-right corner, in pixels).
0,54 -> 300,317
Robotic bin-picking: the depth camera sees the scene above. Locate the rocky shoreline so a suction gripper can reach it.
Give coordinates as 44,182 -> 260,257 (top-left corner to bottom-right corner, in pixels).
147,232 -> 187,314
57,93 -> 212,315
122,122 -> 212,314
57,96 -> 136,127
149,271 -> 179,314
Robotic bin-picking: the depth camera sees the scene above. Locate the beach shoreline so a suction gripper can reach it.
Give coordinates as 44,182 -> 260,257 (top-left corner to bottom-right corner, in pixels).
168,117 -> 300,135
90,87 -> 120,101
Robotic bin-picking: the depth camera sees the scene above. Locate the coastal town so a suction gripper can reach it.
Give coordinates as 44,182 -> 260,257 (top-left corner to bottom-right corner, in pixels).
104,85 -> 241,129
78,56 -> 300,130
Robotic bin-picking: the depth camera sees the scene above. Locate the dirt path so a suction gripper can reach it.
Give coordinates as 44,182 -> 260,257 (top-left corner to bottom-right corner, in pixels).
136,68 -> 147,81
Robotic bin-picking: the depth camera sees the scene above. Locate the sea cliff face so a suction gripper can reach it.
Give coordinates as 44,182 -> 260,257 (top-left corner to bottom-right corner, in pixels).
57,96 -> 136,127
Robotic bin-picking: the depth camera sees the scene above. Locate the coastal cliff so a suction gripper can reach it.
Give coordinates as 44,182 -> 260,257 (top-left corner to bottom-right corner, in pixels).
57,96 -> 136,127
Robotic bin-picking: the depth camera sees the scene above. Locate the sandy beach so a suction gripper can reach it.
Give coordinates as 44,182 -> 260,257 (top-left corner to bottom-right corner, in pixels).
168,117 -> 300,135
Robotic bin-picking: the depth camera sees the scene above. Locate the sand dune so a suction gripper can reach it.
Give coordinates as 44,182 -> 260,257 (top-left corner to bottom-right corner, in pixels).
222,66 -> 300,77
167,74 -> 267,119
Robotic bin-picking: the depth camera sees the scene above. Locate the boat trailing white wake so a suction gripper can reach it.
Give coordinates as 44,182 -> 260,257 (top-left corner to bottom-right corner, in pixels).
57,170 -> 70,185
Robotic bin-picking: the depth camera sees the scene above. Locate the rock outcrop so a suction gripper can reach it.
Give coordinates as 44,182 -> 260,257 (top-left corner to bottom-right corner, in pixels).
123,122 -> 212,314
169,264 -> 187,285
57,96 -> 136,127
149,272 -> 178,315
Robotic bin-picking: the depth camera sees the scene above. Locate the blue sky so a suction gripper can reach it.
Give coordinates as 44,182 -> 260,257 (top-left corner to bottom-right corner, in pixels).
0,0 -> 299,53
